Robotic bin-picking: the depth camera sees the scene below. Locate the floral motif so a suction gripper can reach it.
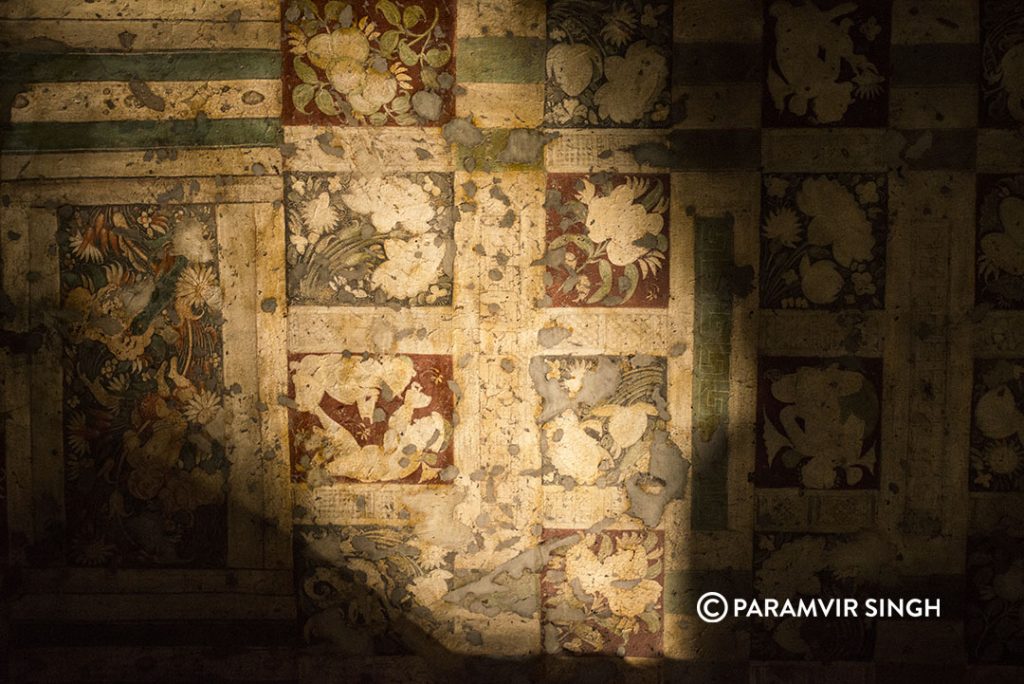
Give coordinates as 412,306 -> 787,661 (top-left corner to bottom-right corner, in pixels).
545,0 -> 671,127
967,533 -> 1024,664
982,0 -> 1024,127
58,205 -> 228,567
288,353 -> 454,485
542,529 -> 663,656
752,533 -> 885,661
764,0 -> 889,126
534,356 -> 668,488
544,174 -> 669,308
970,359 -> 1024,491
295,524 -> 452,649
977,175 -> 1024,308
761,174 -> 887,310
285,172 -> 454,306
282,0 -> 454,126
756,357 -> 882,490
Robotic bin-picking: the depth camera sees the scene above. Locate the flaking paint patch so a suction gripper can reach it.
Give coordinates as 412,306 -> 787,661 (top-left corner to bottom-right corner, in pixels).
536,325 -> 572,349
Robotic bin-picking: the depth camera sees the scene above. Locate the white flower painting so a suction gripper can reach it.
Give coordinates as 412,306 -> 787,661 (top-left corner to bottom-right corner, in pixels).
545,0 -> 671,127
285,172 -> 454,306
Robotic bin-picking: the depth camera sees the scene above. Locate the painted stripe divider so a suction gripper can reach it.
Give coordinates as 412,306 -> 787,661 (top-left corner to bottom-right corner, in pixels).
0,1 -> 281,21
0,50 -> 281,83
0,18 -> 279,52
2,118 -> 281,151
10,80 -> 281,123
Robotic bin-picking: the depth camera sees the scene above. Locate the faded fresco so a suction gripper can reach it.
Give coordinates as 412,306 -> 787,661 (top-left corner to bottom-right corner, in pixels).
763,0 -> 889,127
760,173 -> 887,310
982,0 -> 1024,127
756,356 -> 882,490
1,0 -> 1024,682
282,0 -> 456,125
285,171 -> 456,306
544,0 -> 672,127
977,174 -> 1024,308
58,205 -> 229,567
288,352 -> 455,484
543,174 -> 669,308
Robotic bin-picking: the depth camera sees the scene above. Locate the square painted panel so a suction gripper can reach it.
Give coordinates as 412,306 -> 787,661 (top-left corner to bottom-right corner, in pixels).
281,0 -> 455,126
967,532 -> 1024,664
544,0 -> 672,127
285,172 -> 455,306
755,356 -> 882,490
543,173 -> 669,308
976,175 -> 1024,309
752,532 -> 880,661
532,355 -> 669,487
981,0 -> 1024,128
760,173 -> 887,310
763,0 -> 890,127
295,524 -> 454,650
288,352 -> 454,484
542,528 -> 664,657
970,359 -> 1024,491
58,205 -> 228,567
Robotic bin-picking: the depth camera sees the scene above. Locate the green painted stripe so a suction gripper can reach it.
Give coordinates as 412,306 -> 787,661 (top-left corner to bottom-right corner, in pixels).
691,214 -> 734,531
2,118 -> 281,151
457,36 -> 544,83
0,51 -> 280,83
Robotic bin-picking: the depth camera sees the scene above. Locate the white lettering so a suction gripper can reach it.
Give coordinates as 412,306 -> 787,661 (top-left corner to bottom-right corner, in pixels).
703,595 -> 944,623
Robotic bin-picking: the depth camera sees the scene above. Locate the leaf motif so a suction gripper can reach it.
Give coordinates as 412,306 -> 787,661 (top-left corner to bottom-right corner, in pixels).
315,89 -> 339,116
576,179 -> 597,206
402,5 -> 427,28
391,93 -> 411,113
420,64 -> 439,89
292,83 -> 316,113
337,4 -> 353,26
587,260 -> 613,304
620,263 -> 639,303
398,40 -> 418,66
379,29 -> 400,55
639,609 -> 660,634
646,559 -> 662,579
324,0 -> 348,22
424,45 -> 451,68
368,111 -> 388,125
393,111 -> 417,126
376,0 -> 401,26
597,534 -> 612,560
294,56 -> 319,85
300,19 -> 321,37
548,233 -> 595,257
